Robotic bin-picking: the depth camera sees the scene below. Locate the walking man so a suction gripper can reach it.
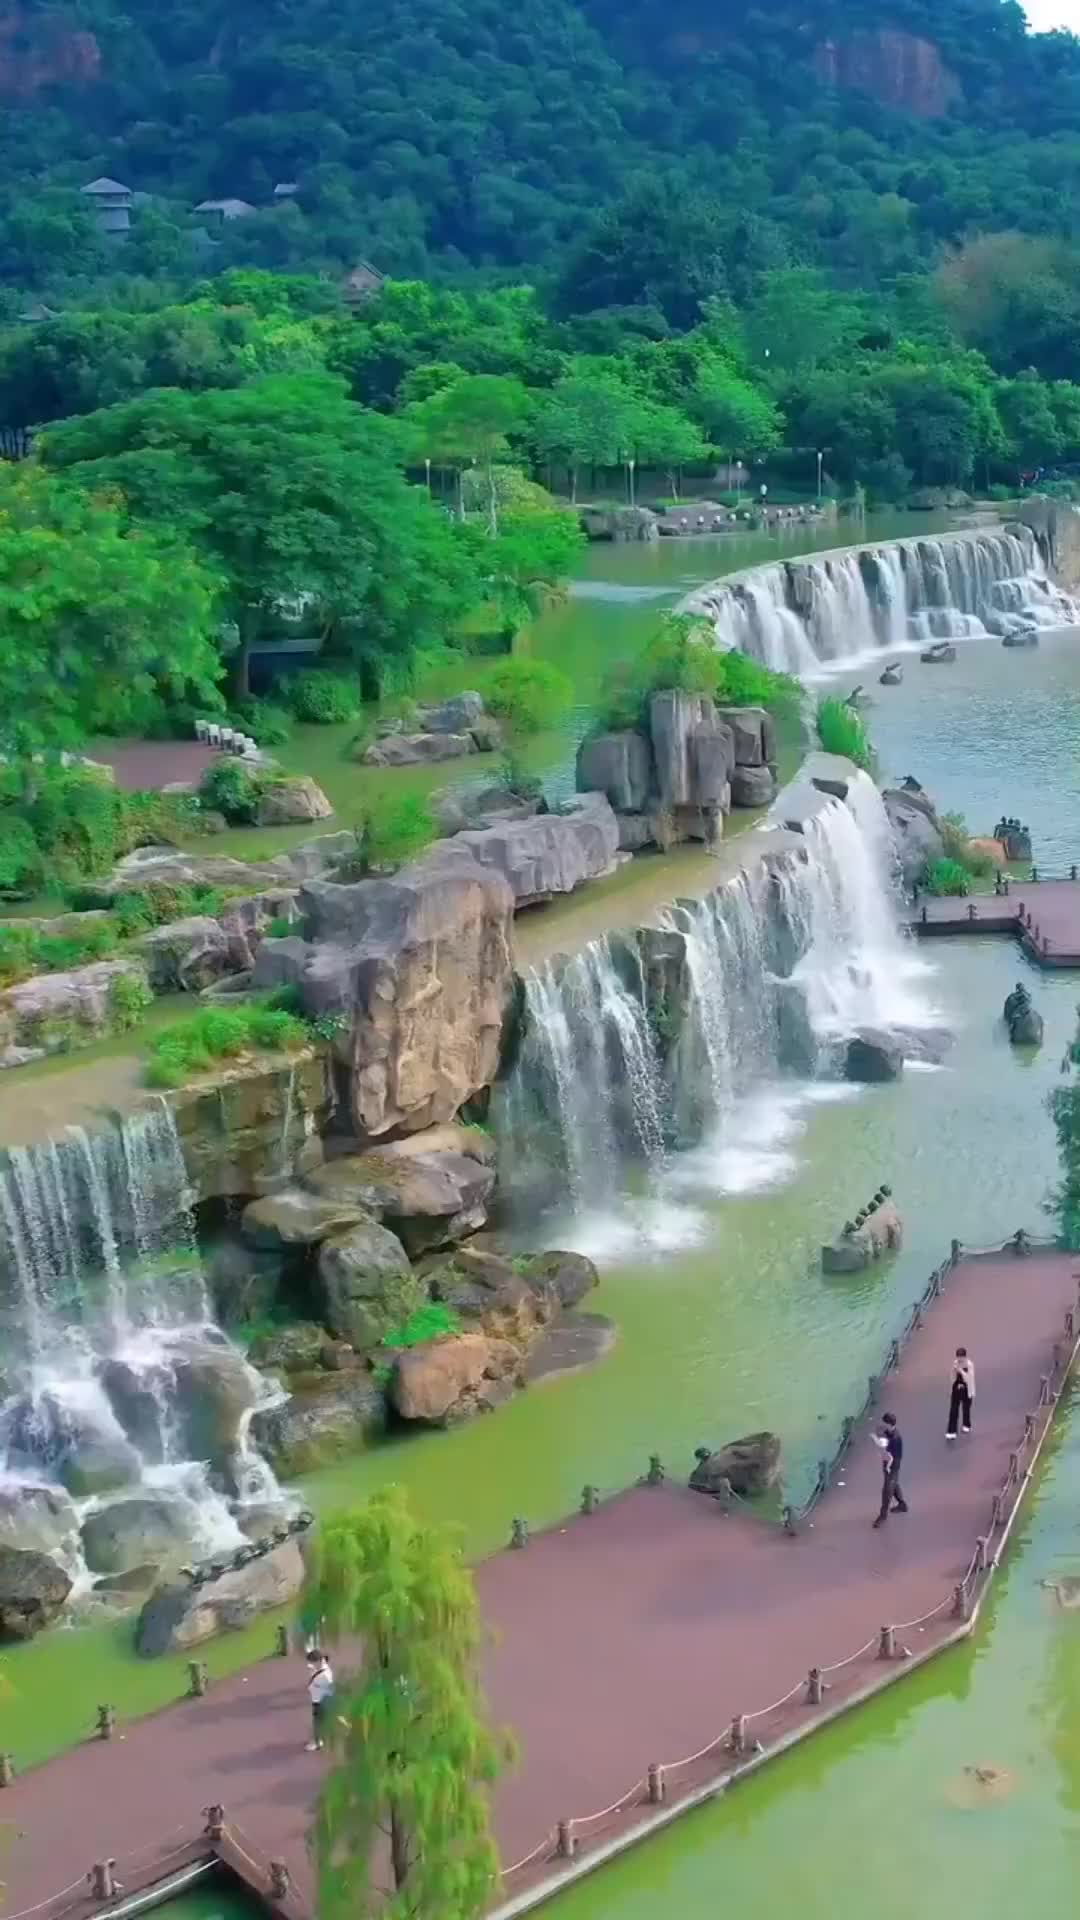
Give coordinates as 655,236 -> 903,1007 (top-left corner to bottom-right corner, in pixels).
946,1346 -> 975,1439
872,1411 -> 908,1528
305,1647 -> 334,1752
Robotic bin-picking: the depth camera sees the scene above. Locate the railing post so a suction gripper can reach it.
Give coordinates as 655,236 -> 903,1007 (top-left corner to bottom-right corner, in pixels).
990,1492 -> 1003,1531
878,1624 -> 895,1660
269,1862 -> 291,1902
96,1705 -> 115,1741
510,1517 -> 529,1550
645,1454 -> 665,1486
1053,1341 -> 1064,1375
0,1754 -> 14,1787
556,1820 -> 577,1859
867,1372 -> 881,1406
950,1238 -> 962,1266
952,1579 -> 970,1621
89,1862 -> 119,1902
806,1667 -> 824,1705
1066,1308 -> 1076,1339
581,1485 -> 599,1515
782,1505 -> 797,1536
840,1414 -> 855,1451
975,1536 -> 989,1573
888,1338 -> 900,1371
1040,1374 -> 1051,1406
1008,1450 -> 1020,1489
188,1660 -> 208,1698
647,1762 -> 666,1804
1024,1412 -> 1036,1443
203,1804 -> 226,1842
275,1623 -> 290,1657
729,1714 -> 747,1756
715,1474 -> 734,1510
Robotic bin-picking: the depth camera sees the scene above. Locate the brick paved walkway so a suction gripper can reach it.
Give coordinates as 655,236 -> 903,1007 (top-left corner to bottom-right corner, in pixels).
3,1250 -> 1077,1920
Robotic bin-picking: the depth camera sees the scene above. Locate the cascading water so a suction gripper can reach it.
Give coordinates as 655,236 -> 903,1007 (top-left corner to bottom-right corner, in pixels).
0,1103 -> 287,1587
496,773 -> 938,1248
683,527 -> 1080,674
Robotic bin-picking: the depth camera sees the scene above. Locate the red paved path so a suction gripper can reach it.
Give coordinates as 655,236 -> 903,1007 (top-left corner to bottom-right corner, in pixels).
3,1251 -> 1077,1919
910,878 -> 1080,964
87,740 -> 217,792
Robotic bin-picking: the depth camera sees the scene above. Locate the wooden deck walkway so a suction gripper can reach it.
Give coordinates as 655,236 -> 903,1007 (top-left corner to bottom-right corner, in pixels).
3,1248 -> 1078,1920
909,878 -> 1080,965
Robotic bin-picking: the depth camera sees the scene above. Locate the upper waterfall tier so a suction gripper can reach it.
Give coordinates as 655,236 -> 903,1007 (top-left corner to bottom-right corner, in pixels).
682,527 -> 1080,675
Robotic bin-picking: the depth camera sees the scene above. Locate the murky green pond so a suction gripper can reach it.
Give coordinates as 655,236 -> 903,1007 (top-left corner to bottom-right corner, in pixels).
8,513 -> 1080,1920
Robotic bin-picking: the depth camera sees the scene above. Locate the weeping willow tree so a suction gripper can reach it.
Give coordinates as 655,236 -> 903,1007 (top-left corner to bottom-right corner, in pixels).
304,1486 -> 512,1920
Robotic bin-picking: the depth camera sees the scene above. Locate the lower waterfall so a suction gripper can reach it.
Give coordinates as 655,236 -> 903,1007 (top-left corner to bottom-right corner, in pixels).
682,527 -> 1080,674
496,772 -> 938,1250
0,1103 -> 285,1585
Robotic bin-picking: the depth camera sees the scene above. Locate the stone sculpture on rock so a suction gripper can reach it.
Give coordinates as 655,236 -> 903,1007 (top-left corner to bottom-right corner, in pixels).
689,1432 -> 782,1500
822,1189 -> 903,1273
1003,981 -> 1043,1046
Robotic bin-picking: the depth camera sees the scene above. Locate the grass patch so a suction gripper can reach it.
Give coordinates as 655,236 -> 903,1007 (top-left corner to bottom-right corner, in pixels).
924,857 -> 971,897
380,1302 -> 462,1350
815,696 -> 872,770
144,1002 -> 311,1088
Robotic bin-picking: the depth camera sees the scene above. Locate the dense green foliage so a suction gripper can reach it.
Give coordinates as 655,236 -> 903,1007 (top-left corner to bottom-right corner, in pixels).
924,857 -> 972,896
598,614 -> 797,732
0,763 -> 206,898
305,1487 -> 507,1920
145,1002 -> 311,1087
349,794 -> 437,875
816,697 -> 872,770
1050,1012 -> 1080,1248
484,658 -> 572,734
381,1303 -> 462,1350
286,671 -> 362,724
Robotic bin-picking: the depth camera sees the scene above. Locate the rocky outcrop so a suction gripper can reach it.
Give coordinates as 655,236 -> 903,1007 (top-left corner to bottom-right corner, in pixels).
822,1198 -> 903,1273
690,1432 -> 782,1499
361,731 -> 477,768
580,506 -> 659,542
433,782 -> 543,837
255,776 -> 332,826
518,1249 -> 598,1311
80,1496 -> 196,1576
576,691 -> 777,855
0,957 -> 149,1065
523,1312 -> 617,1383
167,1339 -> 258,1475
0,10 -> 101,100
318,1217 -> 420,1348
251,1371 -> 387,1474
137,916 -> 232,993
0,1544 -> 72,1641
812,29 -> 961,118
301,847 -> 515,1138
418,692 -> 484,733
882,786 -> 945,889
390,1333 -> 522,1425
845,1029 -> 905,1082
921,642 -> 957,664
362,693 -> 501,766
242,1188 -> 367,1247
170,1050 -> 333,1202
136,1540 -> 304,1656
305,1133 -> 496,1255
453,795 -> 620,909
730,765 -> 776,808
575,733 -> 652,814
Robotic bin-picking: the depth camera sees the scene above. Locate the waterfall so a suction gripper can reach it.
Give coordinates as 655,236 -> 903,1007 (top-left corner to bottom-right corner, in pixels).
496,773 -> 937,1245
683,527 -> 1080,674
0,1104 -> 287,1586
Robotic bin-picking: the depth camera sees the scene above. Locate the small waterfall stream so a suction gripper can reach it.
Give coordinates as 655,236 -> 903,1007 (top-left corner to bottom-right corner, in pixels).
0,1104 -> 285,1582
684,527 -> 1080,673
497,774 -> 938,1247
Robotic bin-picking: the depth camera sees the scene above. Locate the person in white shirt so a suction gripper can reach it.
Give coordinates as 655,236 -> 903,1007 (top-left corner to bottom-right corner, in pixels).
305,1649 -> 334,1751
947,1347 -> 975,1439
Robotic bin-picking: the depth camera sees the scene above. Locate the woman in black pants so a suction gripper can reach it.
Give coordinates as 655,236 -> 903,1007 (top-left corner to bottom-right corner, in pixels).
947,1347 -> 975,1438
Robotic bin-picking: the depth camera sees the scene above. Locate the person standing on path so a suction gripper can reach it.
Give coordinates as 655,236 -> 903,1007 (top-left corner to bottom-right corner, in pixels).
305,1648 -> 334,1751
872,1412 -> 908,1528
947,1347 -> 975,1439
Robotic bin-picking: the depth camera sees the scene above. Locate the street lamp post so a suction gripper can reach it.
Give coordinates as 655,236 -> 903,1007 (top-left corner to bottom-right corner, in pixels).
817,449 -> 823,501
628,456 -> 636,509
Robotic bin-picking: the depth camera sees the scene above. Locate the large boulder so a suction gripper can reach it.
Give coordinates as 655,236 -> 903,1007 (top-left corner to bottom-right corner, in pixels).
204,1236 -> 285,1330
455,795 -> 620,909
882,788 -> 946,888
0,1544 -> 72,1641
0,1484 -> 79,1558
306,1142 -> 496,1255
165,1338 -> 259,1473
4,1393 -> 141,1496
576,732 -> 653,814
250,934 -> 314,993
255,776 -> 333,826
418,691 -> 485,734
690,725 -> 735,806
730,765 -> 776,809
0,959 -> 150,1062
649,691 -> 716,808
435,783 -> 542,836
518,1249 -> 599,1311
523,1312 -> 617,1383
80,1496 -> 196,1576
301,848 -> 515,1138
137,917 -> 233,993
318,1217 -> 420,1348
105,848 -> 285,895
361,732 -> 478,767
251,1372 -> 387,1475
717,707 -> 771,768
241,1188 -> 368,1247
277,831 -> 357,881
689,1431 -> 782,1499
845,1028 -> 905,1082
136,1540 -> 304,1656
390,1333 -> 522,1425
822,1200 -> 903,1273
217,888 -> 301,971
248,1321 -> 328,1374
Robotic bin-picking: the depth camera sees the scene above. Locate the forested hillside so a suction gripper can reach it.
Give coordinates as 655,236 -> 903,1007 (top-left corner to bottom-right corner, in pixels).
3,0 -> 1080,297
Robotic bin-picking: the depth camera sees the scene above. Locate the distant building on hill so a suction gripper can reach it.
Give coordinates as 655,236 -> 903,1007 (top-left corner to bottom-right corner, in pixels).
342,259 -> 385,305
273,182 -> 298,201
80,176 -> 132,236
195,198 -> 257,227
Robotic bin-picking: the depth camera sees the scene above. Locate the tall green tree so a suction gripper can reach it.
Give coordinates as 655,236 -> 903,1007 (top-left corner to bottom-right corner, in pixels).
406,374 -> 532,529
41,373 -> 479,695
531,367 -> 636,500
304,1488 -> 510,1920
0,464 -> 220,779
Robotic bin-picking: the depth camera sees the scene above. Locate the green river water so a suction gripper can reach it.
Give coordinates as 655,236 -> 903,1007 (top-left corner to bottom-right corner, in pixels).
11,513 -> 1080,1920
